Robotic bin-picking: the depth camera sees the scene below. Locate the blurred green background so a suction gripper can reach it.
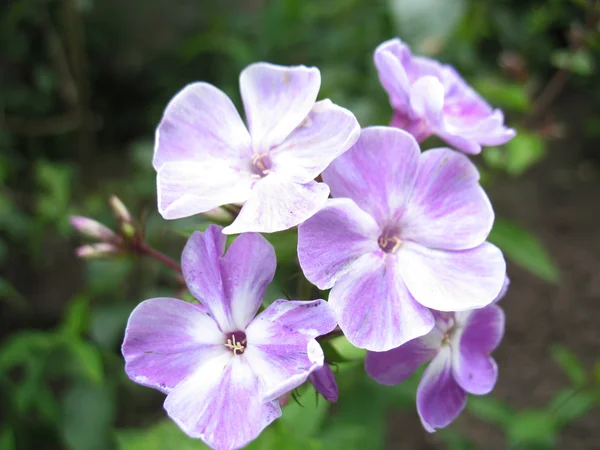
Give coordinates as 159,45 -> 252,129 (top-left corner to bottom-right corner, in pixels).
2,0 -> 600,449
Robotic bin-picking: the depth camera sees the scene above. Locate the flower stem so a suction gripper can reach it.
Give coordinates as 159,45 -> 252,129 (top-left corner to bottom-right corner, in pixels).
138,242 -> 182,274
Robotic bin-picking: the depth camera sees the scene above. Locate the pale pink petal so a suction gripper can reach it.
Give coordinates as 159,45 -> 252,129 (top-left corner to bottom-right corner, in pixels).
270,99 -> 360,183
328,252 -> 435,351
244,299 -> 337,402
374,38 -> 411,111
122,298 -> 226,393
323,127 -> 420,226
409,76 -> 444,125
223,174 -> 330,234
298,198 -> 380,290
164,354 -> 281,450
365,336 -> 438,386
157,160 -> 252,220
417,348 -> 467,432
240,63 -> 320,152
397,242 -> 506,312
154,82 -> 251,170
399,148 -> 494,250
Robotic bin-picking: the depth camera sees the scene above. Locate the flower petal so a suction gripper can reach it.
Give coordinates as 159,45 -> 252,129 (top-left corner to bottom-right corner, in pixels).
240,63 -> 320,152
374,38 -> 411,111
309,365 -> 339,402
270,99 -> 360,183
365,336 -> 438,386
399,148 -> 494,250
154,82 -> 251,170
452,350 -> 498,396
122,298 -> 226,393
458,304 -> 505,354
397,241 -> 506,312
182,226 -> 276,332
244,299 -> 337,402
298,198 -> 380,290
329,252 -> 435,351
410,76 -> 445,124
223,175 -> 329,234
164,354 -> 281,450
417,348 -> 467,432
157,160 -> 252,220
323,126 -> 420,226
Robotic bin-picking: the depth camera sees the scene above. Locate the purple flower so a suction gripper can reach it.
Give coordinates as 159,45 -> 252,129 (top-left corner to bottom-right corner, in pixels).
309,364 -> 338,402
365,283 -> 507,432
122,225 -> 337,450
375,38 -> 515,154
297,127 -> 506,352
153,63 -> 360,234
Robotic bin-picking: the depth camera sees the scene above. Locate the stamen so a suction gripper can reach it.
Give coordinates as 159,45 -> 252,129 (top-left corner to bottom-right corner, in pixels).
224,331 -> 247,355
250,153 -> 272,178
378,231 -> 403,253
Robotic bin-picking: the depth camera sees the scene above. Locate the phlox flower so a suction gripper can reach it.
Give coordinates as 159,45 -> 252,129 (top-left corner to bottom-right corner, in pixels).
298,126 -> 506,352
122,225 -> 337,450
365,278 -> 508,432
375,38 -> 515,154
153,62 -> 360,234
309,364 -> 338,402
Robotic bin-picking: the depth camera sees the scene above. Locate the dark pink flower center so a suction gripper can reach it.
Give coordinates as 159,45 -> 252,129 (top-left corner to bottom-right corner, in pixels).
378,228 -> 402,253
251,153 -> 272,178
224,331 -> 247,355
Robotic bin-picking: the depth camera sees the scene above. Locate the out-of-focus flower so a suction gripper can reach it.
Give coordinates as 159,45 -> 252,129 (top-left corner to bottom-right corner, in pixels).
75,243 -> 121,259
309,364 -> 338,402
109,195 -> 133,223
153,63 -> 360,234
122,225 -> 337,450
365,281 -> 508,432
70,216 -> 119,242
375,38 -> 515,154
298,127 -> 506,352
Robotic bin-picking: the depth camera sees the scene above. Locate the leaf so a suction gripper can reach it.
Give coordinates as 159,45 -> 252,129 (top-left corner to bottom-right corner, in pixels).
551,49 -> 594,76
280,385 -> 329,438
471,77 -> 530,112
388,0 -> 467,53
505,130 -> 546,176
489,218 -> 560,283
548,388 -> 598,427
0,331 -> 54,369
551,346 -> 587,387
507,410 -> 556,448
67,339 -> 104,384
117,420 -> 209,450
59,296 -> 90,337
0,428 -> 15,450
329,336 -> 366,361
467,396 -> 514,428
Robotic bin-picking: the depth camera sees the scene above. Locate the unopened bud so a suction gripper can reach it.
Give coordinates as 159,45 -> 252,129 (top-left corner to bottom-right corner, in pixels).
70,216 -> 118,242
109,195 -> 132,223
75,243 -> 121,259
309,364 -> 338,402
121,222 -> 137,240
202,207 -> 234,223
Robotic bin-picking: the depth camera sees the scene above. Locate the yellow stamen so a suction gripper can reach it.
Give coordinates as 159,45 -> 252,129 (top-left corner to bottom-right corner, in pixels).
224,334 -> 246,355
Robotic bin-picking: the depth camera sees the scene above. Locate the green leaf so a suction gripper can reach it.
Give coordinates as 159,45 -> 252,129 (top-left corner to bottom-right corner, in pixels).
505,130 -> 546,176
489,218 -> 560,283
320,340 -> 351,363
549,388 -> 598,427
551,345 -> 587,387
329,336 -> 366,361
471,77 -> 530,112
117,420 -> 209,450
0,428 -> 15,450
507,410 -> 556,448
551,49 -> 595,76
280,385 -> 329,438
67,339 -> 104,384
0,331 -> 54,368
59,296 -> 90,337
264,230 -> 298,264
467,395 -> 514,428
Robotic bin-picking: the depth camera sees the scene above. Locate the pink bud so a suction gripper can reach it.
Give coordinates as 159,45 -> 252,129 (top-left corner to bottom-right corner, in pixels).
70,216 -> 118,242
75,243 -> 120,259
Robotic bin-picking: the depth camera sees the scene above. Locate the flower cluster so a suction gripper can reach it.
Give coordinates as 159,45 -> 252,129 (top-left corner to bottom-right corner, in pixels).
71,37 -> 515,450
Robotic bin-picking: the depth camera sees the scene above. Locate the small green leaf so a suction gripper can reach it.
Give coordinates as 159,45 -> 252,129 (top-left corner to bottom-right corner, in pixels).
471,77 -> 529,112
549,388 -> 597,427
329,336 -> 366,361
59,296 -> 90,337
551,49 -> 594,76
321,340 -> 351,363
0,331 -> 54,368
505,130 -> 546,176
467,395 -> 514,428
67,340 -> 104,384
551,345 -> 587,387
489,218 -> 560,283
507,410 -> 556,448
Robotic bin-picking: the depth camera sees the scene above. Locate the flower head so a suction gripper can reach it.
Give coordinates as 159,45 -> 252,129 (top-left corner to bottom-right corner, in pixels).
375,38 -> 515,154
365,282 -> 508,432
122,225 -> 337,450
154,63 -> 360,234
297,127 -> 506,352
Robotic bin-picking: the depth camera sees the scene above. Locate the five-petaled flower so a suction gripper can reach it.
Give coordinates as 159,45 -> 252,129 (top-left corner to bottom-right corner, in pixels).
122,225 -> 337,450
153,62 -> 360,234
375,38 -> 516,154
365,278 -> 508,432
298,126 -> 506,352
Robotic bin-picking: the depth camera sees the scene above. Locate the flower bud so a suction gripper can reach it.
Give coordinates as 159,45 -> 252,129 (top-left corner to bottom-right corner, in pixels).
109,195 -> 132,223
309,364 -> 338,402
70,216 -> 118,242
76,243 -> 121,259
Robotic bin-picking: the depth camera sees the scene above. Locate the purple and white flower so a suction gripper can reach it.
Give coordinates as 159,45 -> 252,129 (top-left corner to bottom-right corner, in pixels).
309,364 -> 339,402
375,38 -> 515,154
153,63 -> 360,234
298,126 -> 506,352
122,225 -> 337,450
365,281 -> 508,432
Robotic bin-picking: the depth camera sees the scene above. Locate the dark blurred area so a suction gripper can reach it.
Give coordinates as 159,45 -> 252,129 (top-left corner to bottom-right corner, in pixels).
1,0 -> 600,449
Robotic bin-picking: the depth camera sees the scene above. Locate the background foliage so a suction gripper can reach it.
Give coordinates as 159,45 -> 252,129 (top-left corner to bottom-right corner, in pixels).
1,0 -> 600,449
